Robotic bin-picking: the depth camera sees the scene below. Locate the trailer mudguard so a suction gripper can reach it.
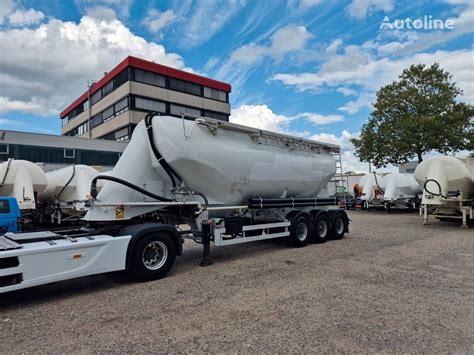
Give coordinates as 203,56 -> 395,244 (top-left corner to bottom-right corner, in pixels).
118,223 -> 182,269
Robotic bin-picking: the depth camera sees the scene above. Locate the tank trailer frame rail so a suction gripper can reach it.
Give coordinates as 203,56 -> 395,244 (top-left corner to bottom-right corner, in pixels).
420,198 -> 473,228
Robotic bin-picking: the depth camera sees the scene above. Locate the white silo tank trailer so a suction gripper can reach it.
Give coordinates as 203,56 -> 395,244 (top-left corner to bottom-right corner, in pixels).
415,155 -> 474,228
0,159 -> 47,210
382,173 -> 422,212
0,113 -> 349,293
40,165 -> 99,224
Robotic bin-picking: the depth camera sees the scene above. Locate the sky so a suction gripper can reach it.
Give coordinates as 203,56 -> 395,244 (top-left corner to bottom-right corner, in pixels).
0,0 -> 472,172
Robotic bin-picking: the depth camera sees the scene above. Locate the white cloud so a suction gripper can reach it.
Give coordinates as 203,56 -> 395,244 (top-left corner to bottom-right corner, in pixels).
0,15 -> 186,115
310,130 -> 372,172
337,87 -> 358,96
272,48 -> 474,112
288,0 -> 324,10
177,0 -> 246,48
229,25 -> 312,65
76,0 -> 134,19
230,104 -> 291,132
295,112 -> 345,125
338,92 -> 374,114
85,6 -> 117,20
0,96 -> 43,114
346,0 -> 394,19
0,118 -> 25,127
143,9 -> 177,35
326,38 -> 343,53
9,8 -> 45,25
0,0 -> 15,25
214,24 -> 312,97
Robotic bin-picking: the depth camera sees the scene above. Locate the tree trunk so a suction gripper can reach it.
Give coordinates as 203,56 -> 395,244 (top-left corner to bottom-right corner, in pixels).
417,151 -> 423,163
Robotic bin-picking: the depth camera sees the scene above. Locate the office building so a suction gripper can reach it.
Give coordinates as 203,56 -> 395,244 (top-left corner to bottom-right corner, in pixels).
60,56 -> 232,142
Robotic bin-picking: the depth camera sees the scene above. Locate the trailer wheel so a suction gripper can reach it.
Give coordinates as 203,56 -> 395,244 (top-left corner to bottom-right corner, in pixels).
288,213 -> 311,247
129,233 -> 177,281
312,213 -> 329,243
331,212 -> 347,240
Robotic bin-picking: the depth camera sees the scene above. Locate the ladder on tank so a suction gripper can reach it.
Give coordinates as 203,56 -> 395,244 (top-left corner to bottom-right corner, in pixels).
330,149 -> 347,210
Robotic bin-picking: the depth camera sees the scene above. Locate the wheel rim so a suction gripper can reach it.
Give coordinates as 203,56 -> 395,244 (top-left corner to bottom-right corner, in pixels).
142,241 -> 168,270
296,222 -> 308,241
335,218 -> 344,234
317,220 -> 328,238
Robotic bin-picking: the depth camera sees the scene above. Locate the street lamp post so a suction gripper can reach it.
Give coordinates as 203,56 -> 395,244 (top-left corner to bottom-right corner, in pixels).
87,79 -> 97,139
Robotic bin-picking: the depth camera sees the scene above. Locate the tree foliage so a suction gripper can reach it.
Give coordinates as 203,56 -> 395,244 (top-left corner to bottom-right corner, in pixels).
351,63 -> 474,167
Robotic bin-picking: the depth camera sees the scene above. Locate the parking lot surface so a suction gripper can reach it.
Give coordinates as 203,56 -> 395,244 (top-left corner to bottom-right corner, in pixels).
0,211 -> 473,353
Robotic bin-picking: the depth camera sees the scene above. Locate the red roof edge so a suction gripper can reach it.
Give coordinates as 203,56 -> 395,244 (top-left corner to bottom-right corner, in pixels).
60,56 -> 232,119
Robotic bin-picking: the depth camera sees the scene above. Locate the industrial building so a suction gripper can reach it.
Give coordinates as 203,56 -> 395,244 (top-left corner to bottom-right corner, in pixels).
0,130 -> 126,171
60,56 -> 232,142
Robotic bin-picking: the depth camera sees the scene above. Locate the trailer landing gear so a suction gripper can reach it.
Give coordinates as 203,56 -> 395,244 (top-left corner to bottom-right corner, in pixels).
199,221 -> 213,267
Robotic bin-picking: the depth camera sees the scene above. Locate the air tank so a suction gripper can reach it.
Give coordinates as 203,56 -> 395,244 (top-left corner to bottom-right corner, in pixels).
41,165 -> 99,210
383,173 -> 422,202
86,116 -> 339,220
0,159 -> 47,210
414,155 -> 474,205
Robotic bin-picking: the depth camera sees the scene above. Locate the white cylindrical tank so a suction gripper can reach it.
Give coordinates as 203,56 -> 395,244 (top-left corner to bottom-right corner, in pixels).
41,165 -> 99,209
359,173 -> 388,203
0,159 -> 47,210
86,116 -> 339,220
383,173 -> 422,202
414,156 -> 474,205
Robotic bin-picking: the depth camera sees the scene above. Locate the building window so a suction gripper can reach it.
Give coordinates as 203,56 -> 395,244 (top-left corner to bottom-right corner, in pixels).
64,149 -> 75,158
91,112 -> 103,128
77,121 -> 89,136
170,104 -> 201,117
103,106 -> 114,122
203,111 -> 228,121
0,144 -> 8,154
91,90 -> 102,105
114,68 -> 129,89
204,87 -> 227,102
102,126 -> 130,142
102,80 -> 113,97
169,78 -> 186,92
114,97 -> 128,115
134,68 -> 165,87
135,97 -> 166,113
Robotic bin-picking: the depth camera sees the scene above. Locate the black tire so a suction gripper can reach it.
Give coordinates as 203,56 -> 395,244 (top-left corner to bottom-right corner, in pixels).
129,233 -> 177,281
330,212 -> 347,240
312,213 -> 330,243
288,213 -> 311,247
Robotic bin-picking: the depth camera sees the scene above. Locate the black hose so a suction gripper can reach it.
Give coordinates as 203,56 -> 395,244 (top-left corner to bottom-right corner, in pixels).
90,175 -> 172,202
423,179 -> 445,198
55,164 -> 75,199
144,112 -> 182,188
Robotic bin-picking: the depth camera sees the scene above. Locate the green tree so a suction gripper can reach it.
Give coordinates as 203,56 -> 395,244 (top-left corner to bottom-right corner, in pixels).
351,63 -> 474,167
